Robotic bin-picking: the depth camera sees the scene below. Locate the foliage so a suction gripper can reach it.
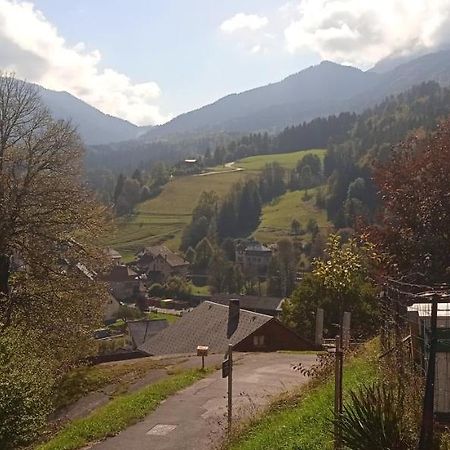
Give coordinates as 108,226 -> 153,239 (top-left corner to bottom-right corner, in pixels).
37,368 -> 210,450
312,234 -> 370,296
149,276 -> 193,300
282,235 -> 379,340
324,81 -> 450,227
367,119 -> 450,282
0,329 -> 55,449
0,74 -> 110,366
334,383 -> 416,450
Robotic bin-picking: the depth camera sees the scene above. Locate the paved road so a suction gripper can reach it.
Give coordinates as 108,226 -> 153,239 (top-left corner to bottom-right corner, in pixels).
91,352 -> 316,450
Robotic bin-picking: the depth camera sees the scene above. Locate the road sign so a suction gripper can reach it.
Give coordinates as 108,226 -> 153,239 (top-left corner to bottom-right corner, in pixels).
222,358 -> 230,378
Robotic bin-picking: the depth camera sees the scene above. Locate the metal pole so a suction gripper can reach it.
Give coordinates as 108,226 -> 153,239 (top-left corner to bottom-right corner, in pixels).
202,355 -> 205,370
334,334 -> 343,450
228,343 -> 233,434
419,295 -> 438,450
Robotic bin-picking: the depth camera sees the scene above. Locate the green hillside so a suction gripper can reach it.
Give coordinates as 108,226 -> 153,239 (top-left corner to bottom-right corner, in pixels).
236,148 -> 325,171
253,188 -> 331,244
105,149 -> 327,260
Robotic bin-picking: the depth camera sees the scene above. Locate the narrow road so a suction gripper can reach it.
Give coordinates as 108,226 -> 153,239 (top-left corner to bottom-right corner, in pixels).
194,161 -> 243,177
91,352 -> 316,450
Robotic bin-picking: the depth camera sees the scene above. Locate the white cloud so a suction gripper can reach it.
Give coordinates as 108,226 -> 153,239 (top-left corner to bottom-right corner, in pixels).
251,45 -> 262,54
284,0 -> 450,67
0,0 -> 170,125
220,13 -> 269,33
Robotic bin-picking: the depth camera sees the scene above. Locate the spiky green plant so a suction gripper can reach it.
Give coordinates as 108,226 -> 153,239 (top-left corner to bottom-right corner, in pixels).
333,383 -> 415,450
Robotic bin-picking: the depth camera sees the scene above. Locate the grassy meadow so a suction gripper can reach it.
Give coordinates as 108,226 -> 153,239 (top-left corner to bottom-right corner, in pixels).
235,148 -> 326,172
106,149 -> 327,259
253,187 -> 331,244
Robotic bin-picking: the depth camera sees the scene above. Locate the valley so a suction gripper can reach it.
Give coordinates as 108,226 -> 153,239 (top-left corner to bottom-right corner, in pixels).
105,149 -> 326,260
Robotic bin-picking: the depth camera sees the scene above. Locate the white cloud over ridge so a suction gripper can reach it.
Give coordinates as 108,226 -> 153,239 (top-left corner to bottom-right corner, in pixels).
284,0 -> 450,67
220,13 -> 268,33
0,0 -> 170,125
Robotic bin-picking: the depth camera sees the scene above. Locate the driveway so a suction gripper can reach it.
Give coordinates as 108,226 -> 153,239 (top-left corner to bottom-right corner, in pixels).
91,352 -> 316,450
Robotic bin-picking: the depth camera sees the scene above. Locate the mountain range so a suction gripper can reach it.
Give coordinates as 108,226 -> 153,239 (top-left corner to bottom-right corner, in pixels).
36,85 -> 150,145
36,49 -> 450,146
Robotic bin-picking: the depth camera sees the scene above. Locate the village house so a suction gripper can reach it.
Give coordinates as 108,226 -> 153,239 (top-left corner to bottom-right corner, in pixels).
102,265 -> 144,301
103,293 -> 122,323
104,247 -> 122,265
138,299 -> 315,356
135,245 -> 190,283
235,241 -> 273,276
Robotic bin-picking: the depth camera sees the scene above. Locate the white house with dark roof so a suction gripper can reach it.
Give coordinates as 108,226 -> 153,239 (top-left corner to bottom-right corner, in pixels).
236,241 -> 273,275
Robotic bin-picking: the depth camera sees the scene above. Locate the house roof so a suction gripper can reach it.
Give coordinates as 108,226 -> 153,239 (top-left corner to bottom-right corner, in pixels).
104,247 -> 122,260
210,295 -> 284,313
128,319 -> 169,346
408,302 -> 450,317
103,265 -> 138,282
138,301 -> 272,355
137,245 -> 188,268
155,252 -> 189,268
245,242 -> 271,253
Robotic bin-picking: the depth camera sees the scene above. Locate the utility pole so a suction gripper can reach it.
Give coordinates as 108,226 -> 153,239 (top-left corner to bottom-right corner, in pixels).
227,344 -> 233,434
222,344 -> 233,435
419,295 -> 438,450
334,334 -> 343,450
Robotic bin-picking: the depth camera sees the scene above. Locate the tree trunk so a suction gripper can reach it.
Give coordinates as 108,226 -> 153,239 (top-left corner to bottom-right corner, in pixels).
0,253 -> 10,296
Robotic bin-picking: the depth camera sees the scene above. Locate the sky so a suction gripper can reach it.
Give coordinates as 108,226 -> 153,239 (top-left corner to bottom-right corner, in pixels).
1,0 -> 450,126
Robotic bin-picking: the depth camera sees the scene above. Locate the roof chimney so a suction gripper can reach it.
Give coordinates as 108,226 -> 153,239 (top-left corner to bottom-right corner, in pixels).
227,299 -> 240,338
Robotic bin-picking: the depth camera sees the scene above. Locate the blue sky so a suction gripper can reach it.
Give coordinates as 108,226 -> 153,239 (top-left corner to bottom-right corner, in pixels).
1,0 -> 448,125
31,0 -> 318,117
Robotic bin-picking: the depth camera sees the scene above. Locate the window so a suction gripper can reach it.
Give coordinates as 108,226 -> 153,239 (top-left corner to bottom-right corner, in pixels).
253,335 -> 265,347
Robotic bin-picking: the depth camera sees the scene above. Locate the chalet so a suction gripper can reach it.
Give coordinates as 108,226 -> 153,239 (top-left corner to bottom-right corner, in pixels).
102,265 -> 144,301
135,245 -> 189,282
103,293 -> 121,323
104,247 -> 122,265
138,299 -> 315,356
235,241 -> 272,275
210,294 -> 284,317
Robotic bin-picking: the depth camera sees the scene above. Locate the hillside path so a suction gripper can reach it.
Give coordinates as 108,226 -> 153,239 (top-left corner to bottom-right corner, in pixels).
90,352 -> 316,450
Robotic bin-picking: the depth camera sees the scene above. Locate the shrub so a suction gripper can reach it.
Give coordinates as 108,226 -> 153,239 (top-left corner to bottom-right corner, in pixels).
334,383 -> 416,450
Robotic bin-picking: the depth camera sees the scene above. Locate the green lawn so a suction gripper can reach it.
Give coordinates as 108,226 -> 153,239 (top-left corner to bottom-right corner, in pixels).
227,343 -> 378,450
147,311 -> 180,323
253,188 -> 331,244
38,368 -> 210,450
236,149 -> 326,172
105,149 -> 327,260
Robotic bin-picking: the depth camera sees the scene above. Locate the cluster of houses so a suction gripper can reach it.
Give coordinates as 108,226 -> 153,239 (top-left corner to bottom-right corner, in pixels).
96,240 -> 318,358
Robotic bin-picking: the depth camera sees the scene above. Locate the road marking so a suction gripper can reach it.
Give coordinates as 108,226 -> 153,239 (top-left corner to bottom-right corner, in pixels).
147,424 -> 177,436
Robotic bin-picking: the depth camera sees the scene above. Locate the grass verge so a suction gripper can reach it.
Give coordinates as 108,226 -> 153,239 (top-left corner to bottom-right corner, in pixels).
226,342 -> 378,450
39,368 -> 210,450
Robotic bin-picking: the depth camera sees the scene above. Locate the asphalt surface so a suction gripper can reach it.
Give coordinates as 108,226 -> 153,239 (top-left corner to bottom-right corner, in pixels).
90,352 -> 316,450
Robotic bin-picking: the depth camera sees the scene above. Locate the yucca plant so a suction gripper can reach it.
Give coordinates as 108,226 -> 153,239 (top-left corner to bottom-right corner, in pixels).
333,383 -> 415,450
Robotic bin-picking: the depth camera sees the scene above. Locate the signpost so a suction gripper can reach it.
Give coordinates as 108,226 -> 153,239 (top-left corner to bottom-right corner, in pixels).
197,345 -> 209,370
222,344 -> 233,434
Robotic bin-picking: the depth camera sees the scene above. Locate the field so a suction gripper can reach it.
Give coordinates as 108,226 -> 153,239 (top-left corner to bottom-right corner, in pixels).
236,148 -> 325,171
105,149 -> 327,260
253,188 -> 331,244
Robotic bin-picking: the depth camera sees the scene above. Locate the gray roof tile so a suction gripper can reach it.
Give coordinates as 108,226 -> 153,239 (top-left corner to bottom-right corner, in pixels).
138,301 -> 272,355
